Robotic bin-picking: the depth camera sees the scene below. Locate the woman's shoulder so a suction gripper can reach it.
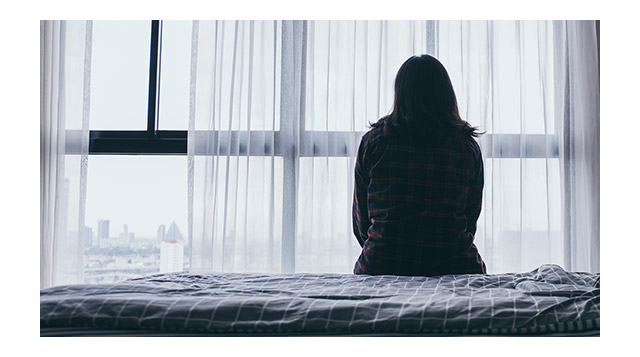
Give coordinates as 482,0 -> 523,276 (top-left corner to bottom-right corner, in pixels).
362,122 -> 389,146
464,135 -> 482,157
451,133 -> 483,166
446,130 -> 480,150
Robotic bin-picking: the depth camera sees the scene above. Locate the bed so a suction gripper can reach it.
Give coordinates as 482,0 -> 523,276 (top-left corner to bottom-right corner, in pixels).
40,264 -> 599,336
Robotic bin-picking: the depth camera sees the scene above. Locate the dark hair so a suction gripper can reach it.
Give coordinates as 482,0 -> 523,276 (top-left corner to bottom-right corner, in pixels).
371,55 -> 482,138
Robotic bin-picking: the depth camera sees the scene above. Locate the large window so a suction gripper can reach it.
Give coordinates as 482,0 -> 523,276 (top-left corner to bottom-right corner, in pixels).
69,20 -> 562,282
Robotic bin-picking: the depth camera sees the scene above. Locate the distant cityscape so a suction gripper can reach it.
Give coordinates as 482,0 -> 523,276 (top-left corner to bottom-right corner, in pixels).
83,220 -> 186,283
76,221 -> 562,283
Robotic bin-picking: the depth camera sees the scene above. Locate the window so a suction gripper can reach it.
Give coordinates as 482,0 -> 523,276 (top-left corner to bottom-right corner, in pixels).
68,20 -> 564,283
79,21 -> 189,283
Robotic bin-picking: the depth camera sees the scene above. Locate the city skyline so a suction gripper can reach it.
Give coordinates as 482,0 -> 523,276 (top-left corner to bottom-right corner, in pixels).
85,155 -> 188,238
83,218 -> 187,283
85,219 -> 185,244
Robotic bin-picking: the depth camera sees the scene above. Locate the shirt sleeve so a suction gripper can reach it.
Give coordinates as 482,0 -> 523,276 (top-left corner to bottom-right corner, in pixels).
464,145 -> 484,236
352,136 -> 370,248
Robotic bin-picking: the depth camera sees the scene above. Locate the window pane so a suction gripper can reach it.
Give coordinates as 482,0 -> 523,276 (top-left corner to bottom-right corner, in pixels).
190,155 -> 284,273
84,156 -> 187,283
305,21 -> 424,132
158,20 -> 192,130
475,158 -> 562,274
439,21 -> 555,135
193,20 -> 281,131
90,21 -> 151,130
296,157 -> 361,272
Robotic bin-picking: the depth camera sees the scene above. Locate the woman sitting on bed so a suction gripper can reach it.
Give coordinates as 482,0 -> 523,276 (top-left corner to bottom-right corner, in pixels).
352,54 -> 486,276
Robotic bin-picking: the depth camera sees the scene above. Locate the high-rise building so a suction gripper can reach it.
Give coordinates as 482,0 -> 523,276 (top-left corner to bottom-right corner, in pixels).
159,222 -> 184,273
119,224 -> 134,246
159,240 -> 184,273
165,221 -> 183,241
120,224 -> 128,242
83,226 -> 93,247
157,224 -> 166,242
97,219 -> 110,249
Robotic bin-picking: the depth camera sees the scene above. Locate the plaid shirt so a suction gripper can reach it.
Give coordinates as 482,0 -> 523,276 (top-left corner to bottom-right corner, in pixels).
352,124 -> 486,276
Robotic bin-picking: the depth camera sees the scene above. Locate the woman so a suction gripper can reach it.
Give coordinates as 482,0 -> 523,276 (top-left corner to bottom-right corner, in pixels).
352,55 -> 486,276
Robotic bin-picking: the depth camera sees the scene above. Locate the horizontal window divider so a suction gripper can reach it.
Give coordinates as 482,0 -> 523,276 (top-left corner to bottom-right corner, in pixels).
84,130 -> 187,155
191,130 -> 364,157
190,130 -> 277,156
67,130 -> 559,158
298,131 -> 364,157
191,131 -> 558,158
90,130 -> 187,139
477,134 -> 559,159
65,130 -> 85,154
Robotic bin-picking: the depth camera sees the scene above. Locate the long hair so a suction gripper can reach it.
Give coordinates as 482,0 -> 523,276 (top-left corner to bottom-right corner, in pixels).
372,55 -> 482,138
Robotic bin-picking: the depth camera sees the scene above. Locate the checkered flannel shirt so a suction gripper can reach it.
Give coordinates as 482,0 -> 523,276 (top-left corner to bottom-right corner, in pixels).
352,124 -> 487,276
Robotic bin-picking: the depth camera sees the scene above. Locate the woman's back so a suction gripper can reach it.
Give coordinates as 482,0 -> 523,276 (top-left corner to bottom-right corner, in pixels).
352,123 -> 486,276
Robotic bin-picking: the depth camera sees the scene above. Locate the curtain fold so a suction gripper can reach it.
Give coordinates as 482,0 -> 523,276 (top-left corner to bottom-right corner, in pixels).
554,20 -> 600,273
188,21 -> 286,273
41,20 -> 65,288
41,20 -> 92,288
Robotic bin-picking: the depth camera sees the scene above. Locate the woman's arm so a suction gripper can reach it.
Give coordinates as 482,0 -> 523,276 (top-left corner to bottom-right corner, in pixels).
464,146 -> 484,237
352,137 -> 370,248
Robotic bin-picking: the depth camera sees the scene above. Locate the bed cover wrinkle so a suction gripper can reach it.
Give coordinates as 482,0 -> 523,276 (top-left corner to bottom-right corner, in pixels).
41,264 -> 599,336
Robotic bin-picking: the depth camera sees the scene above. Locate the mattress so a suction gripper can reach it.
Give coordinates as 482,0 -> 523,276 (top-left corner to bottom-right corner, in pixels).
40,264 -> 599,336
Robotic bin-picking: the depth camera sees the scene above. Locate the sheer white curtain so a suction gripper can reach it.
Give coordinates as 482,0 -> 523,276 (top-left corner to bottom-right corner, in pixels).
186,20 -> 599,274
447,20 -> 599,274
41,20 -> 92,288
188,21 -> 286,273
555,21 -> 600,273
439,21 -> 564,274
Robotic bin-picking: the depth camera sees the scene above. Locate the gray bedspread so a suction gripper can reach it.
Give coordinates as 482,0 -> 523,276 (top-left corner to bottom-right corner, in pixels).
40,264 -> 599,336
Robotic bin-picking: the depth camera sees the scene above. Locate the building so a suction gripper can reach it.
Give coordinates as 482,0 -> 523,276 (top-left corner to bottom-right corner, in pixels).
157,224 -> 166,242
83,226 -> 93,247
159,240 -> 184,273
119,224 -> 134,246
97,219 -> 110,249
165,221 -> 183,241
159,222 -> 184,273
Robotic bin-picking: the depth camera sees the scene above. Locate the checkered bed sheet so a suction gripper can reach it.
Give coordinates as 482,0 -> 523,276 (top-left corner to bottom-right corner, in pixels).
40,264 -> 599,336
